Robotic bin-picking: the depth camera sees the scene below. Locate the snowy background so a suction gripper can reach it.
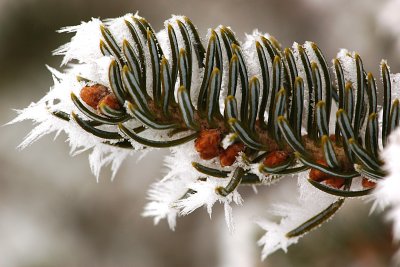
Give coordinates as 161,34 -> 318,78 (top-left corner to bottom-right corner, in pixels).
1,0 -> 400,266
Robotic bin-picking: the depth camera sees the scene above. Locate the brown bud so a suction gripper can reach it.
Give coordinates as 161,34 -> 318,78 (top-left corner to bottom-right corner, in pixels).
194,129 -> 221,160
80,84 -> 109,109
329,134 -> 337,142
220,143 -> 245,167
309,160 -> 332,182
362,178 -> 376,188
263,150 -> 290,168
98,94 -> 121,111
324,177 -> 345,189
309,159 -> 345,189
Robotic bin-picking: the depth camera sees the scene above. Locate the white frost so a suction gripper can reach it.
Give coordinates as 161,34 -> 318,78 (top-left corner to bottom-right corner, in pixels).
391,73 -> 400,100
8,66 -> 135,182
374,127 -> 400,263
143,142 -> 244,232
336,49 -> 358,86
257,171 -> 338,259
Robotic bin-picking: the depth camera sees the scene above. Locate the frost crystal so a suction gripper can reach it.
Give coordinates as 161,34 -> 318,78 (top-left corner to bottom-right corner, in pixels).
375,128 -> 400,261
8,66 -> 135,182
143,142 -> 243,232
391,73 -> 400,100
336,49 -> 358,86
257,171 -> 337,259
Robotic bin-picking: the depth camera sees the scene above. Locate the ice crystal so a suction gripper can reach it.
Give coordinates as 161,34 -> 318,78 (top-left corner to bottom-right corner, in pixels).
257,171 -> 337,259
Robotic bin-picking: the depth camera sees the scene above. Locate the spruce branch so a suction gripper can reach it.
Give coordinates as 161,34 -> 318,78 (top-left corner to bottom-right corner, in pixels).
11,13 -> 400,260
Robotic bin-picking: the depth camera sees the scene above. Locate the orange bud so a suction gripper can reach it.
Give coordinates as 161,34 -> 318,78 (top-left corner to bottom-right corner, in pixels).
324,177 -> 345,189
362,178 -> 376,188
329,134 -> 337,142
80,84 -> 109,109
309,160 -> 332,182
309,159 -> 345,189
263,150 -> 290,168
220,143 -> 245,167
194,129 -> 221,160
98,94 -> 121,111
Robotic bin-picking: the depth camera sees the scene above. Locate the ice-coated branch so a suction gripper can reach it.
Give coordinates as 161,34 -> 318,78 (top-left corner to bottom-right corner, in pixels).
10,12 -> 400,261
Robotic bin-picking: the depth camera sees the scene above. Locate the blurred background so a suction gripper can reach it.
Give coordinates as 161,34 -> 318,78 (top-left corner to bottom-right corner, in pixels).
1,0 -> 400,266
